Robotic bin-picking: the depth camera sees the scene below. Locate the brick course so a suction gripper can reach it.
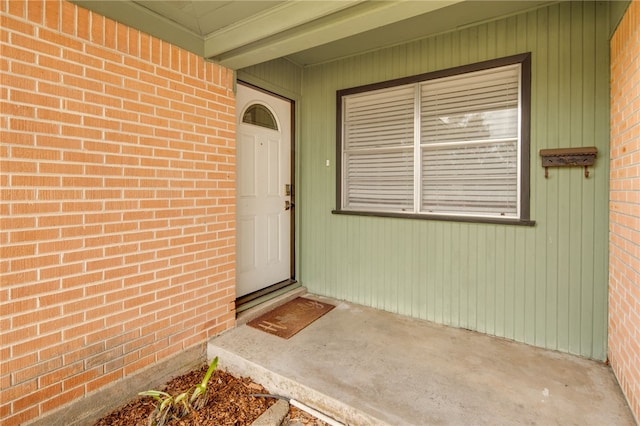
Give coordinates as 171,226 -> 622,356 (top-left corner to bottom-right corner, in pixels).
0,0 -> 236,423
610,0 -> 640,423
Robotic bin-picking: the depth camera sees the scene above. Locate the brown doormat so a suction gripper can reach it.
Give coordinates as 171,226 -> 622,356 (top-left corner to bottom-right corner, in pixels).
247,297 -> 335,339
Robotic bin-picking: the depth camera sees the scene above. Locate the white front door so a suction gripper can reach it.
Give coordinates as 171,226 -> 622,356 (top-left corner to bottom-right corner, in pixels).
236,84 -> 292,297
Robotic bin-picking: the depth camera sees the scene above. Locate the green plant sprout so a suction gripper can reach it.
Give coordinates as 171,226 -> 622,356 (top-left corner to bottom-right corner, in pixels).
190,356 -> 218,409
139,356 -> 219,426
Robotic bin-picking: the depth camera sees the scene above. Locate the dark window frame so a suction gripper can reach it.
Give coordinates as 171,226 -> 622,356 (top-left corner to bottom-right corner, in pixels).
333,52 -> 534,226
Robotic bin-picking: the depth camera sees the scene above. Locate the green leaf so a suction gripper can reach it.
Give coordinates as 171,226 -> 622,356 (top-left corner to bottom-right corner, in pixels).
174,392 -> 188,404
190,357 -> 218,403
190,384 -> 203,402
159,396 -> 174,412
201,357 -> 218,388
139,390 -> 172,401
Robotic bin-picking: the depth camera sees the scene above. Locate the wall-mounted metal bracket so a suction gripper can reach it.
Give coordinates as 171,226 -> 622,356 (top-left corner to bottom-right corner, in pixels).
539,147 -> 597,178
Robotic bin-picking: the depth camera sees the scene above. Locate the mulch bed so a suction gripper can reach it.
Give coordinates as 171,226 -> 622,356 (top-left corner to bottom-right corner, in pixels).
94,363 -> 327,425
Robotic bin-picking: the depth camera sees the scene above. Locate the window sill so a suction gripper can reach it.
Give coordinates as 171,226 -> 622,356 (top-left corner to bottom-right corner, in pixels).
332,209 -> 536,226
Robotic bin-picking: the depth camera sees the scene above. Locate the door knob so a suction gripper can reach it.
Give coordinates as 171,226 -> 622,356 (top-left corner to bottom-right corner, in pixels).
285,201 -> 294,210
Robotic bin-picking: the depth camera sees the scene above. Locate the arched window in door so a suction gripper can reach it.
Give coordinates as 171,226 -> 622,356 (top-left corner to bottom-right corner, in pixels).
242,104 -> 278,130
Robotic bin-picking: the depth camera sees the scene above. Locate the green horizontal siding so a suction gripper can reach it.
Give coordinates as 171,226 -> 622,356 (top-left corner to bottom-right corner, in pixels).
244,2 -> 611,360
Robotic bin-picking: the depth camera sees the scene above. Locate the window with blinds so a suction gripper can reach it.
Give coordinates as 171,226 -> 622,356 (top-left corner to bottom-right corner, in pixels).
336,53 -> 531,223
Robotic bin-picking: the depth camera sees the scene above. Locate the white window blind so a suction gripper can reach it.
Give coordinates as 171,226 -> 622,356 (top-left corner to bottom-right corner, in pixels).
421,142 -> 517,214
420,65 -> 520,216
343,85 -> 415,211
339,58 -> 527,220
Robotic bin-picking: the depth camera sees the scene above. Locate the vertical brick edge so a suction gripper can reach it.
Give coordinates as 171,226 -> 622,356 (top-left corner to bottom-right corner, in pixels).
609,0 -> 640,423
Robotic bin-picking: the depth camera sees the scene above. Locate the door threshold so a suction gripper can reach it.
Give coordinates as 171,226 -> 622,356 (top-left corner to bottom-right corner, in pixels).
236,283 -> 305,325
235,279 -> 300,315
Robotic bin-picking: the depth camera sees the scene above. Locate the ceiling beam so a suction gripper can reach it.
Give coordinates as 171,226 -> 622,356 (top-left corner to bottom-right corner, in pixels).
209,0 -> 464,70
203,1 -> 363,59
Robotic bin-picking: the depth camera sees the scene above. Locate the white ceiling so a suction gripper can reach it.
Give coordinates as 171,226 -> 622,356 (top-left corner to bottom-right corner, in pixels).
72,1 -> 554,69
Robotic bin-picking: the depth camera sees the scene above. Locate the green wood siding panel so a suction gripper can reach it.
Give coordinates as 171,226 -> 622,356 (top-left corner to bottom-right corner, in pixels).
237,58 -> 303,101
253,2 -> 612,360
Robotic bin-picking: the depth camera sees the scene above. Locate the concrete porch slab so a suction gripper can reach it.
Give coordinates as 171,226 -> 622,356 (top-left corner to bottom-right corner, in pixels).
208,295 -> 634,425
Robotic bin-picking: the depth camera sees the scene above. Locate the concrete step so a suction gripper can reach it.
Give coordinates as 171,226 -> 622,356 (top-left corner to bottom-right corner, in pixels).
208,340 -> 386,425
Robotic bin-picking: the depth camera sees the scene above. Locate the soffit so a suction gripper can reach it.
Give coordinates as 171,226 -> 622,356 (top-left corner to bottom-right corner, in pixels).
72,1 -> 555,70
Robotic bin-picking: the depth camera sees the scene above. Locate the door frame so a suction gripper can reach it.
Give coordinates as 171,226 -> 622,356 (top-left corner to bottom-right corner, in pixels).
235,81 -> 297,307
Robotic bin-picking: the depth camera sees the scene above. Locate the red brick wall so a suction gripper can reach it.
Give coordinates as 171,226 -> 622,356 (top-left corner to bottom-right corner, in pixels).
0,1 -> 237,423
610,0 -> 640,422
